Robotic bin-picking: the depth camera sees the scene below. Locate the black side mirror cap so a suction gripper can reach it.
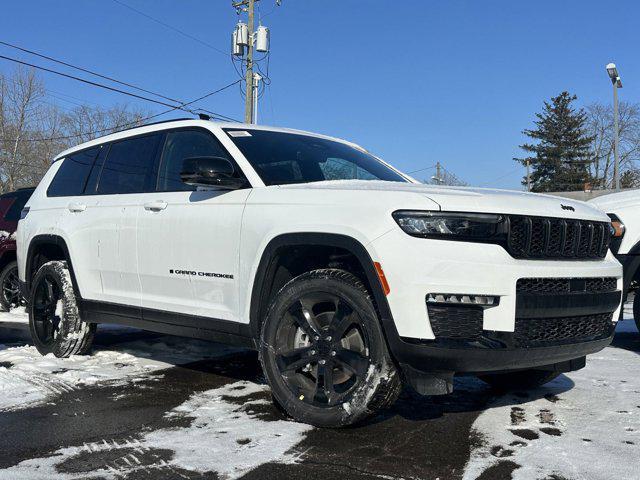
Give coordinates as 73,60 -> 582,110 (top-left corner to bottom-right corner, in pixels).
180,156 -> 248,190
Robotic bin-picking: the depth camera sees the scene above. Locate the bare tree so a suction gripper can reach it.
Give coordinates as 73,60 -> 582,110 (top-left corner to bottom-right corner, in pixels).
0,67 -> 47,192
0,67 -> 152,193
585,101 -> 640,189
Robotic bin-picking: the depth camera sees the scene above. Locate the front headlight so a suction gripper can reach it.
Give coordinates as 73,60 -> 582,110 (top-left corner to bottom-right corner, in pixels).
392,210 -> 507,242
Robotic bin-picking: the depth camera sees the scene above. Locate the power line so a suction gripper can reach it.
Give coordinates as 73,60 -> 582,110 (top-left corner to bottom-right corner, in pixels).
0,53 -> 241,123
110,0 -> 228,56
407,164 -> 437,174
0,40 -> 184,106
0,53 -> 194,113
1,79 -> 242,143
1,40 -> 240,122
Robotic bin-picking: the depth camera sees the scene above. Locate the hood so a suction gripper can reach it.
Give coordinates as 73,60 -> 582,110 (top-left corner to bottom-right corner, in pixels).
278,180 -> 609,221
588,189 -> 640,212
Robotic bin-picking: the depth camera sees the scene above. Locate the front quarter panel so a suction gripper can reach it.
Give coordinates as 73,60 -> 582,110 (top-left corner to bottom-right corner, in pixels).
237,186 -> 440,324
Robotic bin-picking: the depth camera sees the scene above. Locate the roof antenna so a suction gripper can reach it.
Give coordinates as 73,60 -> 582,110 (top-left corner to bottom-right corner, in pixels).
198,113 -> 211,120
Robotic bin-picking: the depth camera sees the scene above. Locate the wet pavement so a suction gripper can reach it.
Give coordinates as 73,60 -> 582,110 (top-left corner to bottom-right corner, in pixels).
1,316 -> 639,480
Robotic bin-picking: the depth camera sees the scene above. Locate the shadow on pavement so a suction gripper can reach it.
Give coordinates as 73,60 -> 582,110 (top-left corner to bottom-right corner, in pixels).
0,321 -> 582,480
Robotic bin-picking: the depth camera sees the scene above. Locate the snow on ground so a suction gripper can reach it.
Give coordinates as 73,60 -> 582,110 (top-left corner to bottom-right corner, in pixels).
0,380 -> 311,480
0,308 -> 238,412
463,314 -> 640,480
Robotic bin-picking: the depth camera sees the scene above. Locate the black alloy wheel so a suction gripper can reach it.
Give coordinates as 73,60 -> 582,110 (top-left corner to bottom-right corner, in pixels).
274,292 -> 371,407
31,271 -> 63,347
0,261 -> 23,311
260,269 -> 401,427
28,260 -> 95,357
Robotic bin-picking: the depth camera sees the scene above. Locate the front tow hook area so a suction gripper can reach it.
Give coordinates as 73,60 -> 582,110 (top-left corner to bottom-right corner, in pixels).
400,364 -> 454,396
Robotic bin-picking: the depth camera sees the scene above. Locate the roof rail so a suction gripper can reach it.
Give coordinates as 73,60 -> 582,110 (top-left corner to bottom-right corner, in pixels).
111,117 -> 195,136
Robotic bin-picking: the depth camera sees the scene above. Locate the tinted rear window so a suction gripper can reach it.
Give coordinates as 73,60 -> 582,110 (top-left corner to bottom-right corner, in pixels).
97,134 -> 162,194
1,189 -> 34,221
47,147 -> 100,197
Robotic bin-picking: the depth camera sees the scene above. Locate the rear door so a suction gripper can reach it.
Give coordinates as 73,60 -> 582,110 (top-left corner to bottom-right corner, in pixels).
80,133 -> 163,306
48,146 -> 104,300
136,127 -> 250,322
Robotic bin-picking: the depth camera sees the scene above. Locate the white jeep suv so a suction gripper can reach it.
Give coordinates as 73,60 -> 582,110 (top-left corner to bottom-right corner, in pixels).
17,119 -> 623,427
589,190 -> 640,330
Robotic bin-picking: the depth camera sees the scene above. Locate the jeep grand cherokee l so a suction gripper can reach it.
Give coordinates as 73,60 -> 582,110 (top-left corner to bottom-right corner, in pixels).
16,119 -> 623,427
0,187 -> 34,311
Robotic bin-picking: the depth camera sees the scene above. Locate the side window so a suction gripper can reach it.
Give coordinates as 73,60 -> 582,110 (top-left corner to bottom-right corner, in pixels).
47,147 -> 100,197
97,134 -> 162,194
157,129 -> 238,192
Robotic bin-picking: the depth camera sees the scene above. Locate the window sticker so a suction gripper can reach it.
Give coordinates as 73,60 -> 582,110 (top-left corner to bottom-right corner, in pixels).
227,130 -> 252,138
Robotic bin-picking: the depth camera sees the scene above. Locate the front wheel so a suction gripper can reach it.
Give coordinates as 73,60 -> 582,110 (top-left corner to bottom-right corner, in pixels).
28,260 -> 95,357
259,269 -> 401,427
478,369 -> 560,391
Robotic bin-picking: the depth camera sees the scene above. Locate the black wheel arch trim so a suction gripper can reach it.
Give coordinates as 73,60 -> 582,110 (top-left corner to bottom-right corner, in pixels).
248,232 -> 399,344
616,239 -> 640,302
25,234 -> 80,298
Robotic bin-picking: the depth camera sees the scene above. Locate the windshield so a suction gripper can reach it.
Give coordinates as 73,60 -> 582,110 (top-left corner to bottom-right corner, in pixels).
224,129 -> 408,186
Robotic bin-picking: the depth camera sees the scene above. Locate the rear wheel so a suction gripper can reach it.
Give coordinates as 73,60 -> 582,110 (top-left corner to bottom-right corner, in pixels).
633,293 -> 640,332
259,269 -> 401,427
28,260 -> 95,357
478,369 -> 560,391
0,261 -> 23,311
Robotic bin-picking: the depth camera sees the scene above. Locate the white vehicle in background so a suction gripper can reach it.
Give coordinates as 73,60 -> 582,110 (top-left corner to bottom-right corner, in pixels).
16,118 -> 623,427
590,190 -> 640,331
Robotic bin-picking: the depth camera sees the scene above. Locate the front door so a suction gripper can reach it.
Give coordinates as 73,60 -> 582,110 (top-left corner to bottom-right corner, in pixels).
136,128 -> 250,322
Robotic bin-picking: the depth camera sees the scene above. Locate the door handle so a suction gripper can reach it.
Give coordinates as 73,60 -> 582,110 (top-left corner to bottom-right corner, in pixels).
67,202 -> 86,213
143,200 -> 168,212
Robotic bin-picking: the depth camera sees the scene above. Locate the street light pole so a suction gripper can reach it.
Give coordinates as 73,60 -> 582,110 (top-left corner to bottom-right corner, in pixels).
606,63 -> 623,191
613,80 -> 620,190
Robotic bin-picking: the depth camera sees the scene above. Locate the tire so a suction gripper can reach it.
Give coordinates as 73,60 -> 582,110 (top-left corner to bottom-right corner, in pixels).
259,268 -> 401,427
633,293 -> 640,333
28,260 -> 95,357
478,369 -> 560,391
0,261 -> 23,311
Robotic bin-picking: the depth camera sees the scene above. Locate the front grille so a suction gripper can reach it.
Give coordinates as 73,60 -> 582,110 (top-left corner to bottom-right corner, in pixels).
506,215 -> 610,260
514,313 -> 614,348
427,305 -> 483,339
516,277 -> 617,294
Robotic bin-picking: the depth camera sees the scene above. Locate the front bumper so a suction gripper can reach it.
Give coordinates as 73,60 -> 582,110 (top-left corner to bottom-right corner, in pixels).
386,327 -> 613,374
368,229 -> 623,376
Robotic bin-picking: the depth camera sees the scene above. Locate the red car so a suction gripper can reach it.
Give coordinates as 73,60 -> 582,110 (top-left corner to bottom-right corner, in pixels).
0,187 -> 34,311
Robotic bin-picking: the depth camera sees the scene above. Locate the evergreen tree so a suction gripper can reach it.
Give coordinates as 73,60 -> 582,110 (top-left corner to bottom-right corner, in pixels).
515,92 -> 595,192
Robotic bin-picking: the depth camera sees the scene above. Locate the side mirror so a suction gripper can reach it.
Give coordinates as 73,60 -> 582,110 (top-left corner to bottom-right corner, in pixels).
180,156 -> 247,190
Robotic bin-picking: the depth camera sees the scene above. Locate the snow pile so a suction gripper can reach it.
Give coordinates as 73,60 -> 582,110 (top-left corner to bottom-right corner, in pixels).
0,381 -> 311,480
0,308 -> 238,412
463,319 -> 640,480
143,381 -> 311,478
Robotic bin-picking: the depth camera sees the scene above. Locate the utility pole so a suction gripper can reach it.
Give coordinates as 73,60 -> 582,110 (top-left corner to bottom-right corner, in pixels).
431,162 -> 443,185
526,159 -> 531,191
244,0 -> 255,123
232,0 -> 274,124
252,73 -> 261,123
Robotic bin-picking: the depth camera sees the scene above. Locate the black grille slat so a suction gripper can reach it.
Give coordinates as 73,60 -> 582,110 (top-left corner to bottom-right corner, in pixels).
506,216 -> 609,260
516,277 -> 617,294
427,305 -> 483,339
547,219 -> 563,256
514,313 -> 614,348
529,218 -> 546,256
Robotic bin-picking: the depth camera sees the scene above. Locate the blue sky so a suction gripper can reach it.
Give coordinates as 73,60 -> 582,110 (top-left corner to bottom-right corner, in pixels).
1,0 -> 638,189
